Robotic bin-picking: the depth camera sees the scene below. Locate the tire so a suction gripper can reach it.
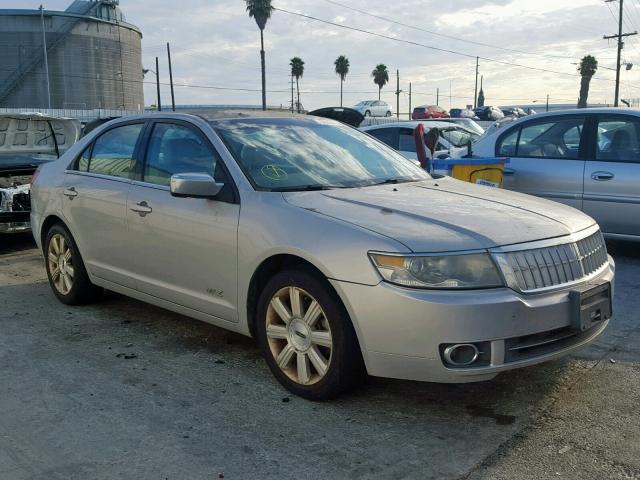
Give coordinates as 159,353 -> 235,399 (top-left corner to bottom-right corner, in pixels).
385,111 -> 392,117
44,223 -> 103,305
364,110 -> 371,117
256,268 -> 365,400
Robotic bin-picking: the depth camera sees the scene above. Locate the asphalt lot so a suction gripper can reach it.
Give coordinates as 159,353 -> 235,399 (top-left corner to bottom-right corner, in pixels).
1,233 -> 639,480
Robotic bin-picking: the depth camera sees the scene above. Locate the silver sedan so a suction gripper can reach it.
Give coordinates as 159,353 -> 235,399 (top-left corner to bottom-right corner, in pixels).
31,113 -> 614,399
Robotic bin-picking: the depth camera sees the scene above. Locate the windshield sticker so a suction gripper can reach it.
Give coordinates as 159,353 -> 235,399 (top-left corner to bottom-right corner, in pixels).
261,165 -> 288,181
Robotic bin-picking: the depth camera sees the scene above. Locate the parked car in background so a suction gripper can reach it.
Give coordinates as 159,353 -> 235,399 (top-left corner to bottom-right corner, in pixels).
0,113 -> 81,233
31,112 -> 614,399
475,106 -> 505,121
353,100 -> 392,117
450,106 -> 477,119
361,121 -> 481,160
501,107 -> 528,118
419,117 -> 485,136
472,108 -> 640,240
412,105 -> 450,119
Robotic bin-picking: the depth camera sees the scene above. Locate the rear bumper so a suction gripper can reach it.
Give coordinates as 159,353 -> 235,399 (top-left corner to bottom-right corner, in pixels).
331,257 -> 614,383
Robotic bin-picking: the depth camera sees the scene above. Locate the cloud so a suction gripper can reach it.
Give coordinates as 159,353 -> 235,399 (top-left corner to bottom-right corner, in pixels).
9,0 -> 637,109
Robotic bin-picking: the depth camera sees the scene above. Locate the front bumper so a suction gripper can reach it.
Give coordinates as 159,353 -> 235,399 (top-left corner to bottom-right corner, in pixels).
0,212 -> 31,233
331,256 -> 614,383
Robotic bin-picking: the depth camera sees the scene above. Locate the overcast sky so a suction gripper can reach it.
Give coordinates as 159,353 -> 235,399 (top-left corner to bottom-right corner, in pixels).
6,0 -> 640,111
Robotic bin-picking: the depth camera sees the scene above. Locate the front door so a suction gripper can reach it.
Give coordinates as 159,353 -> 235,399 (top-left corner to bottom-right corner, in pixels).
583,114 -> 640,237
126,120 -> 240,322
497,115 -> 586,210
63,122 -> 145,288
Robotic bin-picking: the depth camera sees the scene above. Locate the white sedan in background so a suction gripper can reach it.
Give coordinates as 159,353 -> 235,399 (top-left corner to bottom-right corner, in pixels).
353,100 -> 392,117
361,121 -> 480,160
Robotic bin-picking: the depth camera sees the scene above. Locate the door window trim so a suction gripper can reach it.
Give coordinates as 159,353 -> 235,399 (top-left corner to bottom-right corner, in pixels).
69,119 -> 148,179
136,118 -> 240,204
495,115 -> 588,160
590,113 -> 640,164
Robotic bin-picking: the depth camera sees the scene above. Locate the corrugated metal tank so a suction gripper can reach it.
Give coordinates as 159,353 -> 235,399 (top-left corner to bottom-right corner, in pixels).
0,0 -> 143,110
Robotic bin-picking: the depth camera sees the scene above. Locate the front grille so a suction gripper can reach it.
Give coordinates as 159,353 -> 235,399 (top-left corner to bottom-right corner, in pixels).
495,230 -> 608,292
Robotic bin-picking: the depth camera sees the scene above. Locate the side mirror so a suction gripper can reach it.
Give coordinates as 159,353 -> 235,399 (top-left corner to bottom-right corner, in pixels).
170,173 -> 223,198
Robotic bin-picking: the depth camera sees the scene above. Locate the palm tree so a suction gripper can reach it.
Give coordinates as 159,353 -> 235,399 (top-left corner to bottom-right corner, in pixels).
334,55 -> 350,107
245,0 -> 274,110
290,57 -> 304,113
371,64 -> 389,100
577,55 -> 598,108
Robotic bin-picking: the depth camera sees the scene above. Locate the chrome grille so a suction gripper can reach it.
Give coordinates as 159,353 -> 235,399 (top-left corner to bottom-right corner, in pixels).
495,230 -> 608,292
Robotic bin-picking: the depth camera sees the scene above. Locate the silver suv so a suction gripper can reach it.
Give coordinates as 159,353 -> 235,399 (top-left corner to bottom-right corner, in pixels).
31,113 -> 614,399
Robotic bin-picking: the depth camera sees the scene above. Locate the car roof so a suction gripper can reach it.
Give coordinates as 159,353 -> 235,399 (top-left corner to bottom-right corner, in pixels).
361,120 -> 463,130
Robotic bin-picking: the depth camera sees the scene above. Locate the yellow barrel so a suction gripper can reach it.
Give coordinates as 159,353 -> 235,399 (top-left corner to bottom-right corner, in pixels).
435,158 -> 506,188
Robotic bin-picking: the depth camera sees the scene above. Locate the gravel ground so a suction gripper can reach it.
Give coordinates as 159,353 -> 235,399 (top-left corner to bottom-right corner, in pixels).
0,234 -> 638,480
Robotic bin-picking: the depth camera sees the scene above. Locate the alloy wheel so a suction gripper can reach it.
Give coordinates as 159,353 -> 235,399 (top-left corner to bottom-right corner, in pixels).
48,233 -> 74,295
265,286 -> 333,386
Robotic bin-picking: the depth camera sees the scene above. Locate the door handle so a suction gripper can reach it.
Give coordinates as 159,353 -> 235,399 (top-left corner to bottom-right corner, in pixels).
503,168 -> 515,176
130,201 -> 152,217
591,171 -> 614,181
63,187 -> 78,199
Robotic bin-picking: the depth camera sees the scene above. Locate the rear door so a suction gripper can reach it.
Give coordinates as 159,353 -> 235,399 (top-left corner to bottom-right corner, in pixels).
583,114 -> 640,237
495,115 -> 587,210
63,121 -> 145,288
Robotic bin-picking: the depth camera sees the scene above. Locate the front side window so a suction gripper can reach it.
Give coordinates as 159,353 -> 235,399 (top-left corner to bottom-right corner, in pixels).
213,118 -> 429,191
144,123 -> 220,186
515,116 -> 585,159
88,123 -> 143,178
596,116 -> 640,163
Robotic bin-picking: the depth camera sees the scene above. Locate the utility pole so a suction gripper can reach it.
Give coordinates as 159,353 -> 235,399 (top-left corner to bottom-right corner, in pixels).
155,56 -> 161,111
604,0 -> 637,107
546,93 -> 549,112
39,5 -> 51,109
167,42 -> 176,111
436,87 -> 439,105
408,82 -> 412,120
395,69 -> 401,119
473,56 -> 479,109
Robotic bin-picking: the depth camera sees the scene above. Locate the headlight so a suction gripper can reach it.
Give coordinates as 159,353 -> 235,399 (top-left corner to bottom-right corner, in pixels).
369,252 -> 504,289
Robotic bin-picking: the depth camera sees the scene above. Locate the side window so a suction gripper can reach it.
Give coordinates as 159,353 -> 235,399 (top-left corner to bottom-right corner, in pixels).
516,117 -> 585,159
398,128 -> 416,152
596,117 -> 640,163
144,123 -> 221,186
88,123 -> 143,178
497,128 -> 519,156
367,128 -> 398,149
77,145 -> 91,171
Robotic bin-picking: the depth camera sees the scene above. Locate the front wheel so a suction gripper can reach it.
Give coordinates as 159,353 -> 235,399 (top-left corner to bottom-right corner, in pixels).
257,269 -> 364,400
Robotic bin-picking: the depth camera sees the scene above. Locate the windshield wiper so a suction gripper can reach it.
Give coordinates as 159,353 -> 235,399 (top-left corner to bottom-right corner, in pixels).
270,184 -> 345,192
367,178 -> 418,186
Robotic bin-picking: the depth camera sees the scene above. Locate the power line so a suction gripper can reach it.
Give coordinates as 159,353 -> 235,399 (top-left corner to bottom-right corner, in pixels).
321,0 -> 580,61
274,6 -> 637,87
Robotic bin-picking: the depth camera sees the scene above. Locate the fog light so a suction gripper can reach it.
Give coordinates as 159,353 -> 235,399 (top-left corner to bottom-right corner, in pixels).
443,343 -> 480,366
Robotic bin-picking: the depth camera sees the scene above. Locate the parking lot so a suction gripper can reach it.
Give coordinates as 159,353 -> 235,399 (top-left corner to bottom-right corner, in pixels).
1,234 -> 639,480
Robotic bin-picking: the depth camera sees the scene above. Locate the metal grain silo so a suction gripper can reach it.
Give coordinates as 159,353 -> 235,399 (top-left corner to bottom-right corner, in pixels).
0,0 -> 144,111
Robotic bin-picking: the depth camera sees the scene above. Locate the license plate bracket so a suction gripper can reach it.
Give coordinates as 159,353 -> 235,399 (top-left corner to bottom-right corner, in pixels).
569,282 -> 612,332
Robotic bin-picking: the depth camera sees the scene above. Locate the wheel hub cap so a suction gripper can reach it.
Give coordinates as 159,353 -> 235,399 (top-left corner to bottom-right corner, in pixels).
288,318 -> 312,352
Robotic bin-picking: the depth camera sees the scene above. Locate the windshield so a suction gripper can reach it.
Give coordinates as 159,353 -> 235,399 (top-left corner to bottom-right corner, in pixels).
440,127 -> 480,147
213,118 -> 430,191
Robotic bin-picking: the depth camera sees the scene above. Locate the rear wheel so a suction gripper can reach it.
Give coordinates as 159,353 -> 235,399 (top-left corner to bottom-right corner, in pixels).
385,111 -> 392,117
44,223 -> 102,305
364,110 -> 371,117
257,269 -> 364,400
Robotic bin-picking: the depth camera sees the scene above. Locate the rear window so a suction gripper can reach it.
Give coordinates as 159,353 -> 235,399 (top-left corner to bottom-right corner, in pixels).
85,123 -> 143,179
413,108 -> 426,113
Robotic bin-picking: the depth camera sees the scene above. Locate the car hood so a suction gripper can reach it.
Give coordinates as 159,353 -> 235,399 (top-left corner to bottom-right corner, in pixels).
283,177 -> 595,253
0,113 -> 81,157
